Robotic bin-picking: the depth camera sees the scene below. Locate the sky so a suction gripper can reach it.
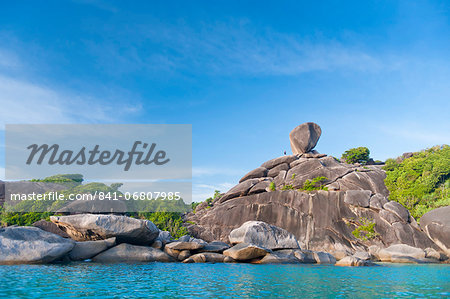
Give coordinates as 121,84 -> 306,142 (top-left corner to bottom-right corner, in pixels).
0,0 -> 449,201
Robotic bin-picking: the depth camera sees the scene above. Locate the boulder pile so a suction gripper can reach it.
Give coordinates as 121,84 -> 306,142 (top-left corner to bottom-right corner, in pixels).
185,122 -> 449,264
1,122 -> 448,266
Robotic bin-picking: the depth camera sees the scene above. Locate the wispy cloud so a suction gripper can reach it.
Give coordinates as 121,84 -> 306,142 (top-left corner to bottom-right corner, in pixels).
0,74 -> 141,125
86,19 -> 389,76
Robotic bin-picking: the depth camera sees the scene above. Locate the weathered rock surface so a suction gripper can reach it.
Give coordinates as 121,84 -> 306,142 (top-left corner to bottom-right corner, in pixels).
336,256 -> 368,266
32,220 -> 69,238
201,241 -> 230,253
92,243 -> 174,263
256,250 -> 301,264
229,221 -> 300,250
165,241 -> 204,251
313,251 -> 336,264
186,190 -> 436,254
223,243 -> 270,261
239,167 -> 268,183
50,214 -> 159,245
420,206 -> 450,256
289,122 -> 322,154
69,238 -> 116,261
377,244 -> 426,263
182,252 -> 234,263
0,226 -> 75,264
344,190 -> 371,208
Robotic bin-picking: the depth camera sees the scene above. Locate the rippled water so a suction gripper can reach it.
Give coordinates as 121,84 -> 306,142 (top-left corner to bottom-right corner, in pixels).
0,263 -> 449,298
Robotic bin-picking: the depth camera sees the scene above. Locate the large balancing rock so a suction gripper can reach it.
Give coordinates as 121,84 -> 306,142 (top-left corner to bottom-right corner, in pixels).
289,122 -> 322,154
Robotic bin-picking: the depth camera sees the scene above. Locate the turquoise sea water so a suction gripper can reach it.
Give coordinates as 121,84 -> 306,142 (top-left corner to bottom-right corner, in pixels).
0,263 -> 449,298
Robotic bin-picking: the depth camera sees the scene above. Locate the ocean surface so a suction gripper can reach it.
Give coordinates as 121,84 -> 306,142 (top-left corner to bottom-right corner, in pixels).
0,263 -> 449,298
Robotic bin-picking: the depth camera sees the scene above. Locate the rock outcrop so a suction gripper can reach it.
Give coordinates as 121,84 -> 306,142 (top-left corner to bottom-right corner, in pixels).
228,221 -> 300,250
420,206 -> 450,256
50,214 -> 159,245
0,226 -> 75,264
186,122 -> 440,258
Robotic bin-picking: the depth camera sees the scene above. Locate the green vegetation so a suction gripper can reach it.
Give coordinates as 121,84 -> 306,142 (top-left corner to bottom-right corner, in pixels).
1,174 -> 192,238
300,176 -> 329,191
134,212 -> 188,238
383,145 -> 450,219
281,184 -> 294,190
30,174 -> 83,187
352,217 -> 379,241
269,182 -> 276,191
191,190 -> 221,211
341,147 -> 371,164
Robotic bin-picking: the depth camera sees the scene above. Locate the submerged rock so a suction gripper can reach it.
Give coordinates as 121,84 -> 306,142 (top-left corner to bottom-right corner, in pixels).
0,226 -> 74,265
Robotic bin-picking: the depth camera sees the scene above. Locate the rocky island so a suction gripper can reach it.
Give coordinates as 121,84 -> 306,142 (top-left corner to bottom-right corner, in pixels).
1,122 -> 449,266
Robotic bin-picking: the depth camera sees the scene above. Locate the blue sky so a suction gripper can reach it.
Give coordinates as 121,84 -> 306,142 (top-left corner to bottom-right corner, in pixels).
0,0 -> 449,201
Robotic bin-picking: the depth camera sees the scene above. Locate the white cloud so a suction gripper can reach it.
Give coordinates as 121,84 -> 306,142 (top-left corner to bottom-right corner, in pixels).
0,74 -> 141,125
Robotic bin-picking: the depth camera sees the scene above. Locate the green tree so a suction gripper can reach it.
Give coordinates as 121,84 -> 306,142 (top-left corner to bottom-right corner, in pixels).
341,147 -> 371,164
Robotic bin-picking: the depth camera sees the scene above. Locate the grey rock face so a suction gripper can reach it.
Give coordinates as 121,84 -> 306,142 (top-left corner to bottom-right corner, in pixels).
165,241 -> 204,251
383,202 -> 410,223
289,122 -> 322,154
256,250 -> 301,264
182,252 -> 233,263
313,251 -> 336,264
261,155 -> 298,169
69,238 -> 116,261
336,256 -> 368,266
223,243 -> 269,261
0,226 -> 75,265
369,194 -> 388,210
420,206 -> 450,256
344,190 -> 372,208
33,220 -> 69,238
51,214 -> 159,245
218,179 -> 260,203
186,190 -> 436,254
239,167 -> 268,183
267,163 -> 289,178
229,221 -> 300,250
201,241 -> 230,253
92,243 -> 175,263
377,244 -> 426,263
